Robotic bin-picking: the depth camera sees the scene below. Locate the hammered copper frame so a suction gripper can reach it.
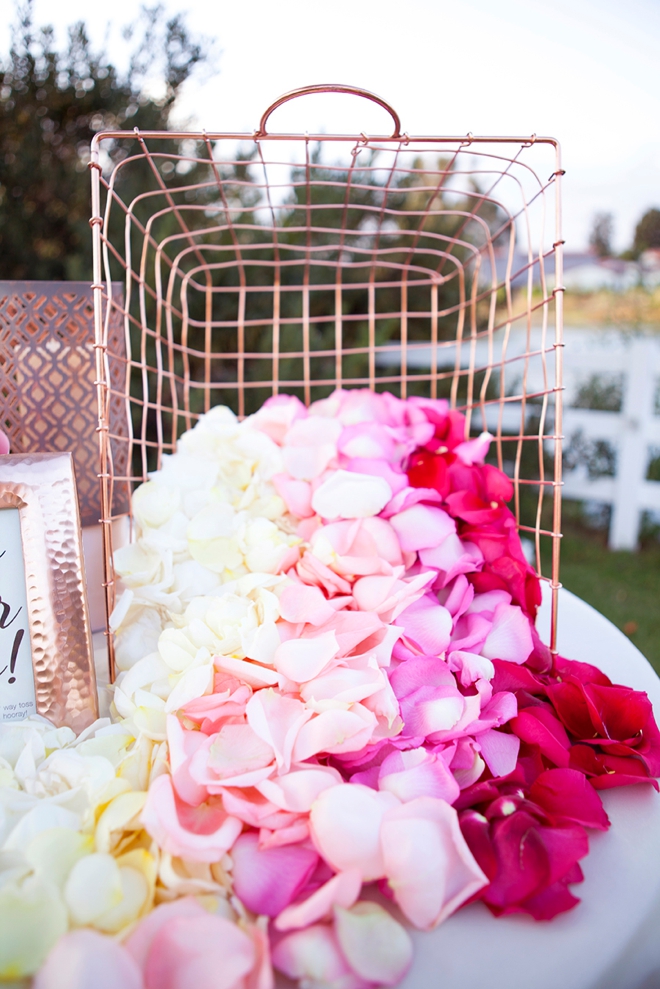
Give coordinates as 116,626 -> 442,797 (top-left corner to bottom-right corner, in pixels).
0,453 -> 97,731
90,85 -> 564,680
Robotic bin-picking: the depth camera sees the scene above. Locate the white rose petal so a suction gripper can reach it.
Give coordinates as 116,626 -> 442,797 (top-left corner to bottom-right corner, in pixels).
311,470 -> 392,520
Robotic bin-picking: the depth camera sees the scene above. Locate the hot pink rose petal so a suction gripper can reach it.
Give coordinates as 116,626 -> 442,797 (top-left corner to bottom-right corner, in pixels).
529,768 -> 610,831
231,832 -> 319,917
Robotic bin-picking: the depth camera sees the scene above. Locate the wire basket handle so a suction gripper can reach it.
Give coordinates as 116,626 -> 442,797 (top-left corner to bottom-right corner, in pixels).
256,84 -> 402,139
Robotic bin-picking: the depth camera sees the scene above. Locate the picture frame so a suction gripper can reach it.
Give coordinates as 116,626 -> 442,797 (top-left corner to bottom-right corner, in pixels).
0,452 -> 98,732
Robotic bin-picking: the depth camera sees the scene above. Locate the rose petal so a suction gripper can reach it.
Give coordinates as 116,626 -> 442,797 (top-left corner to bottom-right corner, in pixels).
311,470 -> 392,520
34,930 -> 143,989
275,869 -> 362,931
381,796 -> 488,929
309,783 -> 399,881
334,902 -> 413,986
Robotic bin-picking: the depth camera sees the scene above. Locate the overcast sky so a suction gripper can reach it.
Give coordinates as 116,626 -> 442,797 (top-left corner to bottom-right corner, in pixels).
2,0 -> 659,252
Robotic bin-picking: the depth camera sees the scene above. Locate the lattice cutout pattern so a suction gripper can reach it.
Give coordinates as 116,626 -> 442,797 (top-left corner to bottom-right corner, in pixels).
0,282 -> 128,526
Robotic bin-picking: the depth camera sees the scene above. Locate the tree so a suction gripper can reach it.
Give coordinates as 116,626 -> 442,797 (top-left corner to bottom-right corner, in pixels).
633,208 -> 660,257
589,212 -> 613,258
0,1 -> 211,279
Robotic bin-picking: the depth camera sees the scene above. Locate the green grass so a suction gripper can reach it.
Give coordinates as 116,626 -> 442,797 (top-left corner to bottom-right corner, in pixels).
547,522 -> 660,675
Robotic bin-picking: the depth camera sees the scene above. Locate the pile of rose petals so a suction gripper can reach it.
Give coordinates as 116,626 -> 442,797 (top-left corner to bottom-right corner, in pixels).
5,388 -> 660,989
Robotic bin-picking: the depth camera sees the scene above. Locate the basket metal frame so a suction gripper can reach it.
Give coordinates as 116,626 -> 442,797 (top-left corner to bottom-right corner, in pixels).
90,85 -> 564,681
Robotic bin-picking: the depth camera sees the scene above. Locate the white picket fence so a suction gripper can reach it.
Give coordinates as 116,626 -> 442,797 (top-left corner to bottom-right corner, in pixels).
562,334 -> 660,549
380,326 -> 660,550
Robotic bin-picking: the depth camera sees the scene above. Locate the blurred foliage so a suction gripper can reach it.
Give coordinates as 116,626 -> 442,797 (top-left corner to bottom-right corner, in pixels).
563,430 -> 617,480
0,0 -> 211,279
633,207 -> 660,258
589,211 -> 613,258
571,372 -> 623,412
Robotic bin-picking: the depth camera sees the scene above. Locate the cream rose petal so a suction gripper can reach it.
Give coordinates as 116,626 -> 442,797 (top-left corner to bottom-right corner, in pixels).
25,827 -> 93,890
334,901 -> 413,986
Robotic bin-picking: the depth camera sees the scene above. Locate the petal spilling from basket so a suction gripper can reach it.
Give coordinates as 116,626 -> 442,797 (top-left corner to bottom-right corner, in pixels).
381,797 -> 489,929
271,923 -> 359,988
333,902 -> 414,987
23,379 -> 660,989
309,783 -> 399,882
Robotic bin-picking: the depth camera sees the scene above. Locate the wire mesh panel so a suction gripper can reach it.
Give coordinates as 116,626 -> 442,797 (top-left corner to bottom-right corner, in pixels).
90,85 -> 564,674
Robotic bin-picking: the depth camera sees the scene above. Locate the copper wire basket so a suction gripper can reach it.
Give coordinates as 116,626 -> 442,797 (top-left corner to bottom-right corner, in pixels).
90,84 -> 564,680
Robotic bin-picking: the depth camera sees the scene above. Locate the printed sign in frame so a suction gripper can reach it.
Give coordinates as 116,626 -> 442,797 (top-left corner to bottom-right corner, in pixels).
0,453 -> 97,732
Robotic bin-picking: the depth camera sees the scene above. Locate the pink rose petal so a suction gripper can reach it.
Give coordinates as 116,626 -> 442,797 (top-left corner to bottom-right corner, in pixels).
231,832 -> 318,917
141,774 -> 242,862
381,796 -> 488,929
275,869 -> 362,931
35,930 -> 143,989
309,783 -> 399,881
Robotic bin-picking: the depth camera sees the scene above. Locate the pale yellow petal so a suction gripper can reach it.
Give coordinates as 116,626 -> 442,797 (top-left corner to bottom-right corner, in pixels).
25,828 -> 93,891
0,877 -> 68,978
64,853 -> 123,925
